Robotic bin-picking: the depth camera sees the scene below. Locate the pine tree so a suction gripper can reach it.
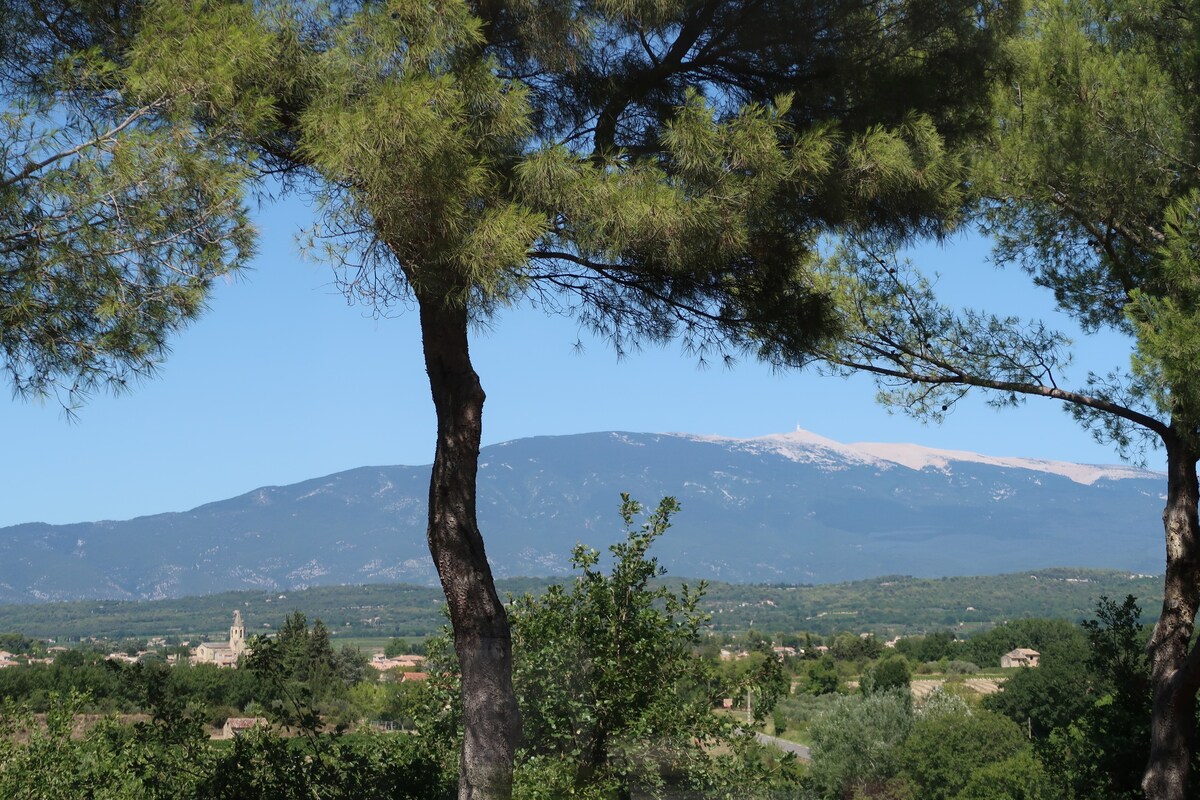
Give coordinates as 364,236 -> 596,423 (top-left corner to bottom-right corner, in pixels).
811,1 -> 1200,795
0,0 -> 257,408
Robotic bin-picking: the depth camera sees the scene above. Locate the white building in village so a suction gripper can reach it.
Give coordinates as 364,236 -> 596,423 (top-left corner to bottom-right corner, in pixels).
191,611 -> 248,667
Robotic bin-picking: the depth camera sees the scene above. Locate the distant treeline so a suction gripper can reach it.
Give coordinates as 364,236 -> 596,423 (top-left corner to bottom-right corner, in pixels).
0,568 -> 1161,641
0,579 -> 554,641
700,567 -> 1162,636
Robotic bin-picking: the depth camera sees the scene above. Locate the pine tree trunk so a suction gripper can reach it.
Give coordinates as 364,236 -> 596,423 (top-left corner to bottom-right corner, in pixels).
1143,438 -> 1200,800
416,291 -> 520,800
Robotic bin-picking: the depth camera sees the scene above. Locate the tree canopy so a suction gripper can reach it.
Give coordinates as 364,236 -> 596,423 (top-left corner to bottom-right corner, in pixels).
808,0 -> 1200,794
0,0 -> 256,407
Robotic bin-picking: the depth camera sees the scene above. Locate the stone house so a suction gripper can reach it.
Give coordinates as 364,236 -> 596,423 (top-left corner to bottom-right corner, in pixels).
1000,647 -> 1041,668
221,717 -> 267,739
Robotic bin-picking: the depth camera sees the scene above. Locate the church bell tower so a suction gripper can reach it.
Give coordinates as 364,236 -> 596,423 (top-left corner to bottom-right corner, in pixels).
230,610 -> 246,658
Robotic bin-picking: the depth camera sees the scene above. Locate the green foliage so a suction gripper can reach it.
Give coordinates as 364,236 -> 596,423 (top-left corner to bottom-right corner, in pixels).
807,690 -> 913,798
1082,596 -> 1151,697
112,0 -> 1019,362
805,681 -> 1060,799
0,689 -> 217,799
384,637 -> 427,658
95,5 -> 1020,793
0,582 -> 459,640
291,0 -> 545,307
895,631 -> 959,663
815,0 -> 1200,459
699,569 -> 1157,637
983,597 -> 1154,799
983,599 -> 1149,749
769,692 -> 841,746
2,4 -> 1023,792
406,497 -> 807,796
982,648 -> 1089,736
0,650 -> 152,714
982,0 -> 1197,319
200,727 -> 453,800
976,0 -> 1200,448
0,568 -> 1157,641
802,8 -> 1200,787
771,707 -> 788,737
0,690 -> 453,800
831,632 -> 885,663
509,495 -> 789,797
799,656 -> 842,696
861,655 -> 912,695
0,599 -> 1165,800
899,706 -> 1027,800
246,611 -> 370,730
161,661 -> 257,720
713,649 -> 790,720
0,632 -> 37,655
920,687 -> 973,719
0,0 -> 256,408
965,617 -> 1087,669
953,749 -> 1058,800
1068,596 -> 1152,799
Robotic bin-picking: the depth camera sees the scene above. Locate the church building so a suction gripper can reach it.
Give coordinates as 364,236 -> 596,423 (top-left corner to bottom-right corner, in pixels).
191,610 -> 249,667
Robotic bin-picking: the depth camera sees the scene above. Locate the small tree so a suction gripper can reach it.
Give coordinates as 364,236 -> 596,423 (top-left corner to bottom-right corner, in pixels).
895,631 -> 959,664
899,706 -> 1027,800
385,638 -> 426,658
246,611 -> 359,731
807,690 -> 913,799
509,495 -> 783,798
861,655 -> 912,695
802,656 -> 841,696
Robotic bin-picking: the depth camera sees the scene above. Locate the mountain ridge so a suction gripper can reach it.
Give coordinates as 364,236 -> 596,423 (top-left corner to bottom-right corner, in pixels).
681,429 -> 1161,485
0,430 -> 1167,603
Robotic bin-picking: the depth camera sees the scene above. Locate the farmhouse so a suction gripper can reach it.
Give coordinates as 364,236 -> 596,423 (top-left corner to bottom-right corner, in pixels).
221,717 -> 267,739
1000,647 -> 1041,668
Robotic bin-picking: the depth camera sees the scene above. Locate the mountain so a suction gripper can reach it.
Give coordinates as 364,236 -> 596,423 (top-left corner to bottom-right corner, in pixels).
0,430 -> 1167,603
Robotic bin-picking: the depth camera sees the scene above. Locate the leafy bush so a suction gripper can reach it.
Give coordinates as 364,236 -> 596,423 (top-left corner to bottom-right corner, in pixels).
955,749 -> 1058,800
201,727 -> 453,800
807,690 -> 912,798
860,655 -> 912,694
770,692 -> 841,745
899,706 -> 1027,800
800,655 -> 841,695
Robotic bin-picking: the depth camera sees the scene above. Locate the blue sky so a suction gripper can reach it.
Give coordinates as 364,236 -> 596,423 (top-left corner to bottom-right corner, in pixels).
0,199 -> 1144,528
